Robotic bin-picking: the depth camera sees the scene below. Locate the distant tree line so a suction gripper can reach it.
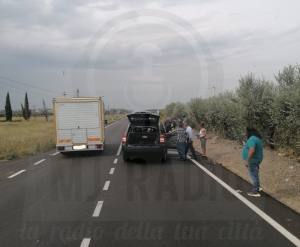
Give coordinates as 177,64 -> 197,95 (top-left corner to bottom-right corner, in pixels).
164,64 -> 300,156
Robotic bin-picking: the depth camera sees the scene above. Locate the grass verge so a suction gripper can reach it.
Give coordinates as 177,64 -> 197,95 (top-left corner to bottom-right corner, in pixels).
0,114 -> 126,161
0,116 -> 55,160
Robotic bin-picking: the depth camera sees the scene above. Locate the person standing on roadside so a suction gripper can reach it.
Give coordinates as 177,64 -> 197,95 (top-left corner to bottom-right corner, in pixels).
183,115 -> 188,123
164,116 -> 172,133
167,122 -> 187,161
197,122 -> 207,157
177,117 -> 182,124
242,126 -> 264,197
184,122 -> 197,159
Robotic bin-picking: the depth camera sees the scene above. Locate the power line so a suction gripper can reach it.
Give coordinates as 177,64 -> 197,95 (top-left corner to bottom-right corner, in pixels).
0,81 -> 54,98
0,76 -> 61,94
0,85 -> 45,98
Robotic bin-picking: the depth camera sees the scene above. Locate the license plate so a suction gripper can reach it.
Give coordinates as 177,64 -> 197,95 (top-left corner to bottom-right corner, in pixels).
73,145 -> 87,150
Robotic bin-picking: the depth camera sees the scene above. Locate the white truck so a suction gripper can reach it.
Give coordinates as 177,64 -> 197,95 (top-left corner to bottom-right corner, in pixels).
53,97 -> 106,154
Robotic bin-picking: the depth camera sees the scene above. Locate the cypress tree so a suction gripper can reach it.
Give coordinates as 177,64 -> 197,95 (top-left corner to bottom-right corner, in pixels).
5,92 -> 12,122
21,92 -> 31,121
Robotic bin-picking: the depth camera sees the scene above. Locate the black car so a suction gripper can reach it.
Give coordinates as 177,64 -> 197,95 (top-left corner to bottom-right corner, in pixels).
122,112 -> 176,162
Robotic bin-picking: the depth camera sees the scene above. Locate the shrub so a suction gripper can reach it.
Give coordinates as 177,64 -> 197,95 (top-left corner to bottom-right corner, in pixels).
164,64 -> 300,156
44,139 -> 56,150
35,143 -> 41,152
3,150 -> 18,160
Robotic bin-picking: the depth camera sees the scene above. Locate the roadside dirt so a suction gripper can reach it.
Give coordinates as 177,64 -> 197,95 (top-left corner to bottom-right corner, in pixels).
192,131 -> 300,214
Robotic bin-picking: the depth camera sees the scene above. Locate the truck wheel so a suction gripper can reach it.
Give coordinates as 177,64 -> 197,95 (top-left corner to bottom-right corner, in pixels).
123,153 -> 130,162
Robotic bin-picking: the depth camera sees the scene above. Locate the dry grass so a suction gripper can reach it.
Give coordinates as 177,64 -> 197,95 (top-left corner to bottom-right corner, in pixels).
105,114 -> 126,125
0,116 -> 55,160
0,114 -> 126,161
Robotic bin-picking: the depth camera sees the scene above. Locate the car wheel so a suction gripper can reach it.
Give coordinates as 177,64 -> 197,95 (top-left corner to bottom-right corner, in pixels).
123,153 -> 130,162
161,149 -> 167,163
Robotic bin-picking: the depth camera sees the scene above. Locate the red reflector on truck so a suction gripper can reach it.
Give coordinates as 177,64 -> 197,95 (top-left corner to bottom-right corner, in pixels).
96,144 -> 103,149
58,139 -> 72,143
58,146 -> 65,151
88,138 -> 101,142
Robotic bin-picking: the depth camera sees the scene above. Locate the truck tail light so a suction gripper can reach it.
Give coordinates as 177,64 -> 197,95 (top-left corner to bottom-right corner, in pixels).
96,144 -> 103,149
122,135 -> 127,145
159,135 -> 165,144
58,146 -> 65,151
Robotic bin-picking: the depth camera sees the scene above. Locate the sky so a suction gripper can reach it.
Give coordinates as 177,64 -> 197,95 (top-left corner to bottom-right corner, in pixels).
0,0 -> 299,110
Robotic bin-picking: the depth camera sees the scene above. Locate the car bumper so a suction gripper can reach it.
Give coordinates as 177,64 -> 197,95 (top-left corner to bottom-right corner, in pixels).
122,145 -> 166,157
56,143 -> 104,152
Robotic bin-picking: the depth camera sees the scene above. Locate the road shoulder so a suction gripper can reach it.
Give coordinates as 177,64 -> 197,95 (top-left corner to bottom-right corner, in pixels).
193,130 -> 300,214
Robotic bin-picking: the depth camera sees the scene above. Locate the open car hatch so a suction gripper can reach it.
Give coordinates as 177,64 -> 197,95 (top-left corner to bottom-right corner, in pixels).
127,112 -> 159,126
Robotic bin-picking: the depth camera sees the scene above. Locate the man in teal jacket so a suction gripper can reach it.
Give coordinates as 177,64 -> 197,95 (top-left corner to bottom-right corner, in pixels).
242,126 -> 264,197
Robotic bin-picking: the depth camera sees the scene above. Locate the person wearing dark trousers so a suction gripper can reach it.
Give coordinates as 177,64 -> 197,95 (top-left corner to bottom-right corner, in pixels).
167,122 -> 187,161
164,116 -> 172,133
184,122 -> 197,159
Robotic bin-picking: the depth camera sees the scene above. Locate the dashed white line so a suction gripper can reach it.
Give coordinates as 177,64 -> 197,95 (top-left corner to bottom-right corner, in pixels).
109,168 -> 115,175
8,170 -> 26,178
189,155 -> 300,247
33,159 -> 46,165
92,201 -> 104,217
117,142 -> 122,156
50,152 -> 59,156
113,158 -> 118,164
80,238 -> 91,247
103,181 -> 110,190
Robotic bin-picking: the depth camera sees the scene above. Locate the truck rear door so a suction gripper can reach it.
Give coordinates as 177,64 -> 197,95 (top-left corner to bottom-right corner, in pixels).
56,101 -> 101,144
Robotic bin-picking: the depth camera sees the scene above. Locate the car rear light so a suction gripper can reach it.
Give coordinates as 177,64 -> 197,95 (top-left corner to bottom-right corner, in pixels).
122,134 -> 127,145
58,146 -> 65,151
96,144 -> 103,149
159,135 -> 165,144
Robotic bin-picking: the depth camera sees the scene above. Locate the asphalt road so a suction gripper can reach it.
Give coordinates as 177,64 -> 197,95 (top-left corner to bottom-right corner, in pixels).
0,118 -> 300,247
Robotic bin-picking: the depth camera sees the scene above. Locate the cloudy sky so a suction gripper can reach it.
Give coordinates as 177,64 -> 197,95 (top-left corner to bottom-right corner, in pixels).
0,0 -> 299,110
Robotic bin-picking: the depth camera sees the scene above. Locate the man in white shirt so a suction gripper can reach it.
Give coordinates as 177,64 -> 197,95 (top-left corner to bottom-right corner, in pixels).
184,122 -> 197,159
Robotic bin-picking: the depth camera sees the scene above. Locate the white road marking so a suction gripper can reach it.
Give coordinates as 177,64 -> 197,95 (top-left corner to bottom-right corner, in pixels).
113,158 -> 118,164
116,142 -> 122,156
50,152 -> 59,156
109,168 -> 115,174
105,118 -> 125,128
103,181 -> 110,190
189,155 -> 300,247
80,238 -> 91,247
8,170 -> 26,178
33,159 -> 46,165
92,201 -> 104,217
